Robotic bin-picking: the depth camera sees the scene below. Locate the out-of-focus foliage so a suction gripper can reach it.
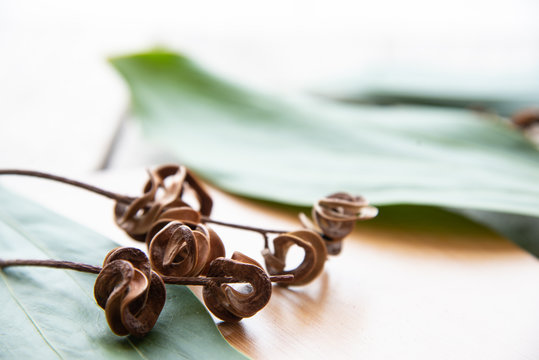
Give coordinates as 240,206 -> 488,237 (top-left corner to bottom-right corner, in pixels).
316,65 -> 539,117
111,50 -> 539,217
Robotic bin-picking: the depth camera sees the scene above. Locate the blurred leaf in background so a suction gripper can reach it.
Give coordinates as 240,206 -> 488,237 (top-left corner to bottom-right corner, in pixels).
0,186 -> 247,360
313,65 -> 539,117
110,49 -> 539,255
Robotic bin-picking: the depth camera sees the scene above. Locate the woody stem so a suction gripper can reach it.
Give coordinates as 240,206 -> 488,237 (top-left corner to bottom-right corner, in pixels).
0,259 -> 292,284
0,169 -> 290,249
201,216 -> 287,249
0,169 -> 135,204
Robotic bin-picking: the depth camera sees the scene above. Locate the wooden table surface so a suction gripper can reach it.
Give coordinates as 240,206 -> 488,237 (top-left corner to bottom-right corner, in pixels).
3,170 -> 539,360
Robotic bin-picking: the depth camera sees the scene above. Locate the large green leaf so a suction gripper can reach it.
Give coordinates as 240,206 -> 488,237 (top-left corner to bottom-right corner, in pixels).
0,186 -> 247,359
110,50 -> 539,219
316,65 -> 539,116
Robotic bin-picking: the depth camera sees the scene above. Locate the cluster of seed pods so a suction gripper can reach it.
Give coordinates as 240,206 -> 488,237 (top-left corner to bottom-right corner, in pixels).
100,165 -> 378,336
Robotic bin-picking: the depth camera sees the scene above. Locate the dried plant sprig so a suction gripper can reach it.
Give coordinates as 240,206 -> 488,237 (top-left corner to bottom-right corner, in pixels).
300,192 -> 378,255
203,252 -> 272,322
0,166 -> 378,287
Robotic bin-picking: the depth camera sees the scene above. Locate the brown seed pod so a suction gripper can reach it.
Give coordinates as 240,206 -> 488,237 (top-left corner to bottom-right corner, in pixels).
114,165 -> 213,241
511,108 -> 539,146
201,227 -> 226,275
94,247 -> 166,337
203,253 -> 272,322
512,108 -> 539,129
144,206 -> 202,247
145,205 -> 225,277
147,220 -> 225,278
262,230 -> 327,286
301,192 -> 378,255
157,206 -> 202,224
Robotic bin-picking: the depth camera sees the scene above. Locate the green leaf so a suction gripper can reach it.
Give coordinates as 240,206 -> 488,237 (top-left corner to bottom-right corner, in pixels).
316,65 -> 539,116
0,186 -> 247,360
110,50 -> 539,219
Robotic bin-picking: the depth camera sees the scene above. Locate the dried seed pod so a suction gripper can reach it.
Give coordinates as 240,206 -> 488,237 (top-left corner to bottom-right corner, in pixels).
114,165 -> 213,241
230,251 -> 264,269
201,227 -> 226,275
146,164 -> 213,216
203,253 -> 272,322
148,220 -> 222,277
262,230 -> 327,286
301,192 -> 378,255
512,108 -> 539,128
150,219 -> 225,275
511,108 -> 539,146
94,247 -> 166,337
145,206 -> 225,277
157,206 -> 201,224
144,206 -> 202,247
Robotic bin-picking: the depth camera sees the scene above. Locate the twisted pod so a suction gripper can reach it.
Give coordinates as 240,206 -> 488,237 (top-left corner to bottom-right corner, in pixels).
94,247 -> 166,337
114,165 -> 213,241
203,252 -> 272,322
147,217 -> 225,278
301,192 -> 378,255
262,230 -> 327,286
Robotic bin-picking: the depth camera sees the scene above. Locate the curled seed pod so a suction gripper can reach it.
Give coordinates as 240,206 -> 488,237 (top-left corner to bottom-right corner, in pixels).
145,207 -> 225,277
201,227 -> 226,275
94,247 -> 166,337
203,253 -> 272,322
512,108 -> 539,129
262,230 -> 327,286
301,192 -> 378,255
113,176 -> 166,242
512,108 -> 539,146
103,247 -> 152,278
114,165 -> 213,241
157,206 -> 201,224
144,165 -> 213,216
144,206 -> 202,247
148,221 -> 214,277
230,250 -> 264,269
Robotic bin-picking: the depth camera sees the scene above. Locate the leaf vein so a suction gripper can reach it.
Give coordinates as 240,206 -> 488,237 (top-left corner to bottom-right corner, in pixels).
0,271 -> 64,359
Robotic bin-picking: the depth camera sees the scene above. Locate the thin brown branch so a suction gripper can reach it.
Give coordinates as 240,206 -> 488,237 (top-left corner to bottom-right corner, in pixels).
201,216 -> 288,248
0,258 -> 293,285
0,259 -> 102,274
0,169 -> 135,204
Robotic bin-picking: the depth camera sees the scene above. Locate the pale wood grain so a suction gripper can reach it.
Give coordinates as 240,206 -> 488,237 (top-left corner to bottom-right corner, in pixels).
206,195 -> 539,360
2,171 -> 538,360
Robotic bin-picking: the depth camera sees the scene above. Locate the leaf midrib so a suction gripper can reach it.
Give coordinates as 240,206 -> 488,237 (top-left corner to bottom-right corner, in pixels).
0,271 -> 64,359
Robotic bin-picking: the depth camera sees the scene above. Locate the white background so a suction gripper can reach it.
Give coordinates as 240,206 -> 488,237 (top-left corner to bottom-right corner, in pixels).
1,0 -> 538,174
